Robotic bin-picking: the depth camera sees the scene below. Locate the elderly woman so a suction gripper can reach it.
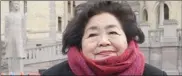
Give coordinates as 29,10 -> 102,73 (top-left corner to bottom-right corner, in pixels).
42,1 -> 167,76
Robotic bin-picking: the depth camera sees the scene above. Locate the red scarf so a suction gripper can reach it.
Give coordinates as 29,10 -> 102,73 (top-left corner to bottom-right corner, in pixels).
68,41 -> 145,76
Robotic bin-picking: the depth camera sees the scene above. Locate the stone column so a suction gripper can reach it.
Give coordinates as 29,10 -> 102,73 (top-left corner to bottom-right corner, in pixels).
178,28 -> 182,75
5,1 -> 26,74
49,1 -> 57,42
0,0 -> 3,73
180,1 -> 182,75
148,30 -> 163,69
150,48 -> 162,69
63,1 -> 68,32
70,1 -> 75,19
23,0 -> 27,46
159,1 -> 164,26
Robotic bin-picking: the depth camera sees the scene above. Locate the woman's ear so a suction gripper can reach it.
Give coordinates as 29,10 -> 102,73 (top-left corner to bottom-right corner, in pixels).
134,35 -> 139,42
135,27 -> 145,44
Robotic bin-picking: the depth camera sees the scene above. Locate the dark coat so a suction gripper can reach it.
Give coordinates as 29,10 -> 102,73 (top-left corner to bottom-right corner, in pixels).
41,60 -> 167,76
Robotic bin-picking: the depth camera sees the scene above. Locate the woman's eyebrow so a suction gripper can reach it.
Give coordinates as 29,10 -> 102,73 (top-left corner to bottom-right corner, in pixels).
105,24 -> 121,30
105,24 -> 116,29
85,26 -> 98,33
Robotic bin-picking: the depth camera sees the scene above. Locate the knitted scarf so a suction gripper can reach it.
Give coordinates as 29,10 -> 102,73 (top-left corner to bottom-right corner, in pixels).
68,40 -> 145,76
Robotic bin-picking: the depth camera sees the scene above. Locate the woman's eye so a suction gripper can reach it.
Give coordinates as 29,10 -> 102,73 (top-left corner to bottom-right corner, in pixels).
109,31 -> 118,35
88,33 -> 98,37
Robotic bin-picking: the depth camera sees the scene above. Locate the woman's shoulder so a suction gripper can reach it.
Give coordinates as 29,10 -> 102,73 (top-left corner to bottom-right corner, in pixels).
41,60 -> 75,76
41,61 -> 167,76
143,63 -> 167,76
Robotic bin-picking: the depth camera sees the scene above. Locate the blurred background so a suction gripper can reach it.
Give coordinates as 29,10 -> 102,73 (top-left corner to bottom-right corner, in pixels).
0,1 -> 182,75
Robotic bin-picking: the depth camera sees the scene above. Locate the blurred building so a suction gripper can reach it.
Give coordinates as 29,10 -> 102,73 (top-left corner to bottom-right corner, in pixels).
0,1 -> 182,75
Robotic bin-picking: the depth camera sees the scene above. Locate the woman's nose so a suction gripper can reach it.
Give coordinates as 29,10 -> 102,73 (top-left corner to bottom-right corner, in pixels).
98,36 -> 111,47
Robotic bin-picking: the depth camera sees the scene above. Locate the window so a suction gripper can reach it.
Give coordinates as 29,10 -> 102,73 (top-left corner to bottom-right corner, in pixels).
58,16 -> 62,32
164,4 -> 169,20
155,2 -> 169,26
143,9 -> 148,21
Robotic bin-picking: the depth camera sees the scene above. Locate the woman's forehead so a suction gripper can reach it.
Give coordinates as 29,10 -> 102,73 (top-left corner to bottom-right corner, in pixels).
85,13 -> 122,31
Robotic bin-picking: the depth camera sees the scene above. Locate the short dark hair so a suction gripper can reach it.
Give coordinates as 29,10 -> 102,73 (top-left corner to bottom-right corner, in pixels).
62,1 -> 145,54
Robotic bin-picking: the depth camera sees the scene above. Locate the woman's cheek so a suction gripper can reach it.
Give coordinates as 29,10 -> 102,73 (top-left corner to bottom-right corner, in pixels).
109,36 -> 128,53
82,40 -> 98,58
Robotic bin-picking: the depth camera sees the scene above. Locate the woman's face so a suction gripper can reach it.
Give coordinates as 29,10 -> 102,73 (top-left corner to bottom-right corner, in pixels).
81,13 -> 128,60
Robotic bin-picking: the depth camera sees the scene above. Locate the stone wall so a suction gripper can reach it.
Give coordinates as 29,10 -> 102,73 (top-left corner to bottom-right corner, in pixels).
139,19 -> 182,75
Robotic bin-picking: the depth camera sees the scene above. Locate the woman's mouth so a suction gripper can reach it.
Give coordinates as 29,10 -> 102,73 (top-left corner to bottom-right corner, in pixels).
96,50 -> 117,56
94,50 -> 118,60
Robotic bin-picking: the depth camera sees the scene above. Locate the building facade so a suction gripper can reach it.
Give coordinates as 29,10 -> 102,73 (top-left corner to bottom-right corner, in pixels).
0,1 -> 182,75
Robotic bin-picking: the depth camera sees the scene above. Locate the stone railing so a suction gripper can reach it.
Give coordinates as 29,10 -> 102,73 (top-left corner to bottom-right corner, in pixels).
148,28 -> 164,45
163,19 -> 178,25
128,22 -> 182,75
24,43 -> 67,65
147,29 -> 164,69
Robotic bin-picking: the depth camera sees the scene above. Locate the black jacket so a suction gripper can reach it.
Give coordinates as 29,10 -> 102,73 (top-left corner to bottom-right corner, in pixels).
42,60 -> 167,76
